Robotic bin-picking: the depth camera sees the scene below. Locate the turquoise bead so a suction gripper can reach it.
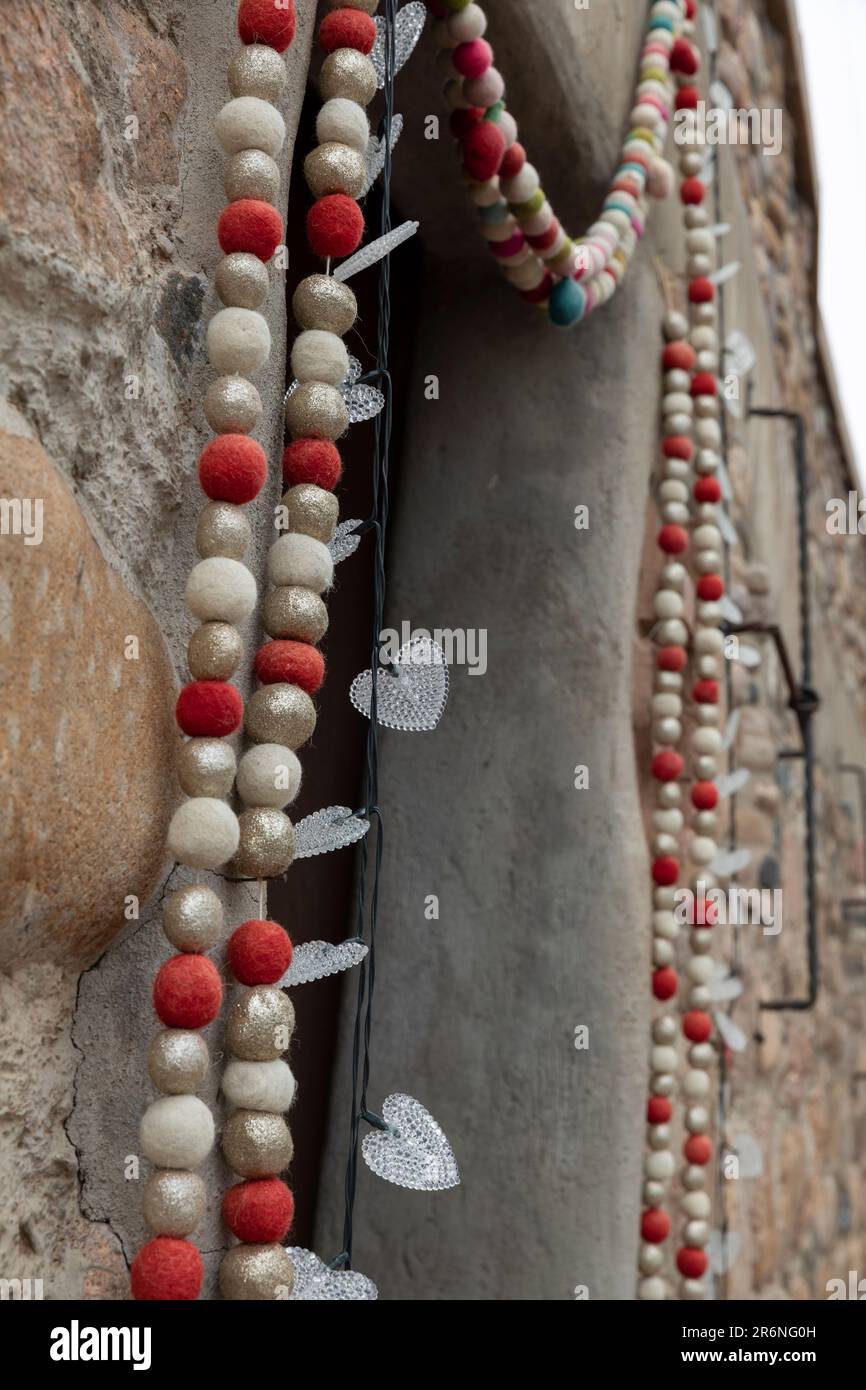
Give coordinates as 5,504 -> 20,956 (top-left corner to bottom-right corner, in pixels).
479,202 -> 509,225
549,278 -> 586,329
648,17 -> 676,34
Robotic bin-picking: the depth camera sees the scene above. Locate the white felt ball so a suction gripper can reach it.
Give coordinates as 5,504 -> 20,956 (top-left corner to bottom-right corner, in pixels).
640,1243 -> 664,1274
652,1045 -> 678,1074
187,556 -> 256,625
140,1095 -> 215,1169
448,3 -> 487,41
167,797 -> 240,870
639,1276 -> 668,1301
316,97 -> 369,153
222,1059 -> 297,1112
645,1150 -> 675,1180
268,533 -> 333,592
290,329 -> 349,386
207,308 -> 271,376
236,743 -> 302,809
663,310 -> 688,340
683,1190 -> 712,1219
215,96 -> 286,157
500,162 -> 540,204
653,1015 -> 677,1043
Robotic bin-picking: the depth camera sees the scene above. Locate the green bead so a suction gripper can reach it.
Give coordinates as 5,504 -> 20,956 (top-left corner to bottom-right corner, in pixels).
510,188 -> 546,218
484,100 -> 506,123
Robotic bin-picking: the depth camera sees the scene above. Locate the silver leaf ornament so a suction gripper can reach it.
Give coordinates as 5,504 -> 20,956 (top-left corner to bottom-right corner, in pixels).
329,519 -> 364,565
361,114 -> 404,196
293,805 -> 370,860
281,938 -> 368,988
288,1248 -> 377,1301
371,2 -> 427,88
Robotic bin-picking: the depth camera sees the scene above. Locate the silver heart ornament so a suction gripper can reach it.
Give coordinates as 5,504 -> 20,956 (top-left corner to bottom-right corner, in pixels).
288,1248 -> 377,1301
362,1093 -> 459,1191
350,635 -> 449,731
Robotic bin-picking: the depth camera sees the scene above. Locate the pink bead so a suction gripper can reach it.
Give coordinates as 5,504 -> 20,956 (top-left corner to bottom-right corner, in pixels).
463,67 -> 505,108
490,230 -> 525,260
453,39 -> 492,79
632,214 -> 646,239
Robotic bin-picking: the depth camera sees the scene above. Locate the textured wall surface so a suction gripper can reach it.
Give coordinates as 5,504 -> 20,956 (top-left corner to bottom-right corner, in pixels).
0,0 -> 317,1298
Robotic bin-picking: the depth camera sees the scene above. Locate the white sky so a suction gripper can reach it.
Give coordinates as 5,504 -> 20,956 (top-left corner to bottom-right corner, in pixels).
794,0 -> 866,484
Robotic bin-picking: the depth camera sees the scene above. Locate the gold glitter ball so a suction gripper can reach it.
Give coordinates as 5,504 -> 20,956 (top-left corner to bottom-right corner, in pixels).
196,502 -> 252,560
230,807 -> 295,879
281,484 -> 339,542
163,884 -> 224,952
227,44 -> 287,102
143,1170 -> 207,1237
292,275 -> 357,336
219,1243 -> 295,1301
304,142 -> 366,200
224,148 -> 280,204
262,585 -> 328,643
215,253 -> 270,310
177,736 -> 238,798
148,1029 -> 210,1094
203,376 -> 262,434
226,986 -> 295,1061
222,1108 -> 294,1178
245,683 -> 316,749
187,622 -> 244,680
285,382 -> 348,441
319,48 -> 378,107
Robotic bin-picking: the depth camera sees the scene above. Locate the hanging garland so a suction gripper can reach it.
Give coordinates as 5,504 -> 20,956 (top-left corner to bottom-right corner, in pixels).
427,0 -> 699,326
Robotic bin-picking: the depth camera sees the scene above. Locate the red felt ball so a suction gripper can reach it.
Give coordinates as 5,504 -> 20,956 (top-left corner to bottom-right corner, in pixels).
683,1010 -> 714,1043
658,523 -> 689,554
463,120 -> 506,181
677,1246 -> 708,1279
238,0 -> 296,51
520,271 -> 553,304
282,438 -> 343,490
526,218 -> 561,253
228,919 -> 293,985
662,435 -> 694,461
641,1209 -> 672,1244
255,639 -> 325,692
153,955 -> 223,1029
453,38 -> 492,79
676,84 -> 700,110
449,107 -> 484,138
307,193 -> 364,259
663,342 -> 696,372
692,780 -> 719,810
222,1178 -> 295,1243
131,1237 -> 204,1301
648,1096 -> 673,1124
691,372 -> 717,398
176,681 -> 244,738
693,679 -> 720,704
684,1134 -> 713,1165
199,435 -> 268,504
319,9 -> 377,56
653,967 -> 679,1001
218,199 -> 283,261
657,646 -> 688,674
697,573 -> 724,601
652,749 -> 684,782
652,856 -> 679,886
689,276 -> 715,303
500,141 -> 526,179
685,0 -> 697,16
671,37 -> 699,76
681,177 -> 706,206
686,894 -> 720,927
694,477 -> 722,504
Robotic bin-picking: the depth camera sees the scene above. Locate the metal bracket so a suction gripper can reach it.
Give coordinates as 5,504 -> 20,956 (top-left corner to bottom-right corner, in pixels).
736,404 -> 819,1010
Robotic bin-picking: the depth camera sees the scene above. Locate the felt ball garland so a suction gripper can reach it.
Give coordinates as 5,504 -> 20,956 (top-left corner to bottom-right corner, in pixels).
427,0 -> 689,325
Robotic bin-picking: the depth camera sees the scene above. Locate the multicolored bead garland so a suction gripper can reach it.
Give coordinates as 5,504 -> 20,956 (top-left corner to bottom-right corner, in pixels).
426,0 -> 695,327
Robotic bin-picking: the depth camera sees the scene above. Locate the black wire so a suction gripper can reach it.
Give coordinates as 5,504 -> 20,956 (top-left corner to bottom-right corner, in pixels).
339,0 -> 399,1268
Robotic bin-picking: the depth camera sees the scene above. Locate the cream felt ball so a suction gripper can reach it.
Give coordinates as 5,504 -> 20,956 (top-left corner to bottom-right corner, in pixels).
167,797 -> 240,870
207,307 -> 271,376
140,1095 -> 215,1170
186,556 -> 257,624
236,743 -> 302,808
267,533 -> 333,592
290,329 -> 349,386
222,1058 -> 297,1112
215,96 -> 286,157
316,97 -> 369,153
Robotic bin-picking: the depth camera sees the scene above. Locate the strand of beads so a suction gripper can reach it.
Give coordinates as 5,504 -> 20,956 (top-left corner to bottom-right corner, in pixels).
217,0 -> 378,1301
132,2 -> 298,1303
426,0 -> 690,328
636,300 -> 699,1302
671,22 -> 726,1298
